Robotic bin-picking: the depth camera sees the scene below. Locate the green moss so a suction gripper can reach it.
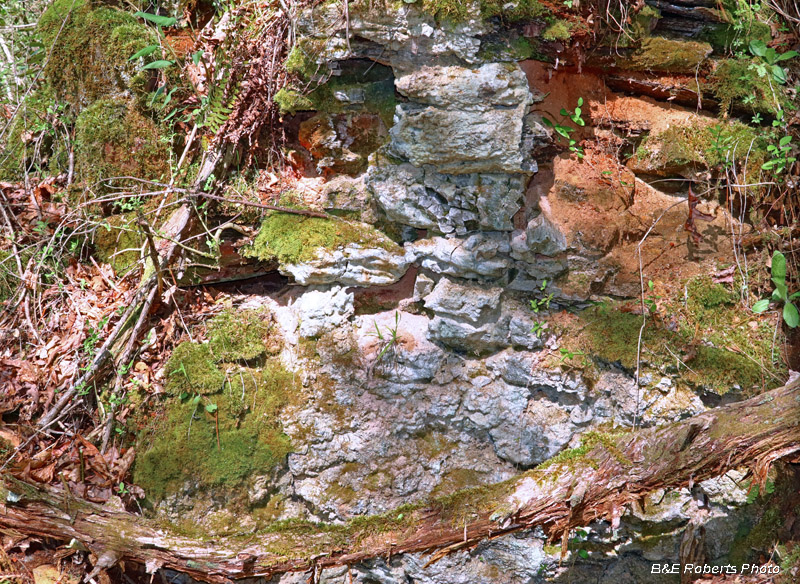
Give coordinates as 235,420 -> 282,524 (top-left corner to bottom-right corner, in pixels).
687,276 -> 736,311
708,57 -> 787,114
557,300 -> 770,395
93,213 -> 145,276
134,362 -> 294,500
421,0 -> 545,22
631,120 -> 770,176
629,37 -> 712,72
207,309 -> 275,362
274,87 -> 314,115
243,212 -> 400,265
537,430 -> 630,471
542,20 -> 572,42
164,342 -> 226,396
74,97 -> 169,191
285,45 -> 319,80
38,0 -> 155,107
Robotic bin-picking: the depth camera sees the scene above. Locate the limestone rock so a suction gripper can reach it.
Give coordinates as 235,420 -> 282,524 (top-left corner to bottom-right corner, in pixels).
423,277 -> 502,323
394,63 -> 531,111
408,234 -> 511,280
282,243 -> 411,287
367,156 -> 525,233
293,286 -> 354,338
389,104 -> 529,174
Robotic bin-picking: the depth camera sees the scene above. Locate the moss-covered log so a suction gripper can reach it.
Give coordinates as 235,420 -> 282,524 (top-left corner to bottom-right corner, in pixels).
4,380 -> 800,583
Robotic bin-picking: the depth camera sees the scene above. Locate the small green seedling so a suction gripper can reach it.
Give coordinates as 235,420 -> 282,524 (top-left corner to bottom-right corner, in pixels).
753,250 -> 800,327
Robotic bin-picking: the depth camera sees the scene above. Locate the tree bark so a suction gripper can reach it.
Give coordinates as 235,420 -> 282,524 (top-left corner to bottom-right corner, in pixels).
5,380 -> 800,584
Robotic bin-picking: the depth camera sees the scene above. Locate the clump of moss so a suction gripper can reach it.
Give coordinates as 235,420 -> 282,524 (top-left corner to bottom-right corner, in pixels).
93,213 -> 145,275
421,0 -> 545,22
629,37 -> 712,72
74,97 -> 169,191
708,57 -> 786,114
207,309 -> 276,362
554,300 -> 768,395
164,342 -> 226,395
274,87 -> 314,115
134,362 -> 294,500
38,0 -> 155,107
687,276 -> 736,312
630,120 -> 770,177
542,20 -> 572,42
244,212 -> 399,265
285,45 -> 319,80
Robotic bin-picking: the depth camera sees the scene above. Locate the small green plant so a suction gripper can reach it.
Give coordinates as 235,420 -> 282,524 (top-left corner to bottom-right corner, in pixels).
530,321 -> 546,337
370,311 -> 401,361
753,250 -> 800,327
530,280 -> 554,314
542,98 -> 585,159
559,347 -> 586,363
748,39 -> 798,85
761,135 -> 796,174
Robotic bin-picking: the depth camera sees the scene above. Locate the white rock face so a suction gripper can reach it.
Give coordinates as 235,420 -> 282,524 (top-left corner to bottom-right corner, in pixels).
281,242 -> 411,287
368,157 -> 525,233
408,234 -> 511,280
293,286 -> 354,338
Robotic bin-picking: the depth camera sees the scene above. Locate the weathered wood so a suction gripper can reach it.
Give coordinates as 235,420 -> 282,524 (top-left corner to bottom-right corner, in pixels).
5,380 -> 800,583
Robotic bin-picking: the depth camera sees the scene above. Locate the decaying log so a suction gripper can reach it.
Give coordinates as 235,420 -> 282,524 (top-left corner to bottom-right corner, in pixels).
5,380 -> 800,583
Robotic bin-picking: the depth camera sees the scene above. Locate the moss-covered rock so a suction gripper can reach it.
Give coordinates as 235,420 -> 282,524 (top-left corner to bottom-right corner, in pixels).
552,300 -> 769,395
420,0 -> 545,23
207,309 -> 279,362
708,57 -> 787,114
164,342 -> 226,395
244,212 -> 398,265
134,362 -> 294,500
38,0 -> 156,107
73,96 -> 169,191
629,120 -> 770,178
93,212 -> 145,275
628,37 -> 713,73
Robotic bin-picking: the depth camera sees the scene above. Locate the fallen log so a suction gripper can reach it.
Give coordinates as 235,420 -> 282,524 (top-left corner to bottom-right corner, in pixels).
4,380 -> 800,583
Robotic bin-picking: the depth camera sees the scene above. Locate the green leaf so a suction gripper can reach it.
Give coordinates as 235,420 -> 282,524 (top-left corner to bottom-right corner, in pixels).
771,250 -> 787,282
578,549 -> 589,559
192,394 -> 201,405
771,65 -> 787,84
134,11 -> 177,27
192,50 -> 203,65
577,97 -> 584,107
749,39 -> 767,57
784,302 -> 799,328
752,299 -> 771,313
542,117 -> 554,127
205,403 -> 218,413
772,278 -> 788,301
776,50 -> 798,62
789,291 -> 800,300
780,135 -> 792,147
129,44 -> 160,60
142,60 -> 174,70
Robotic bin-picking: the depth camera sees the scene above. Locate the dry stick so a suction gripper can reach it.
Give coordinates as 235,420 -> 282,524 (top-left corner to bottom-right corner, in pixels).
0,190 -> 39,342
99,285 -> 158,454
634,192 -> 686,430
